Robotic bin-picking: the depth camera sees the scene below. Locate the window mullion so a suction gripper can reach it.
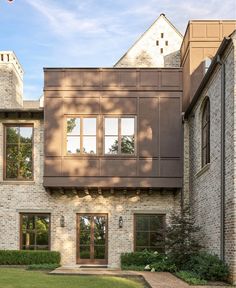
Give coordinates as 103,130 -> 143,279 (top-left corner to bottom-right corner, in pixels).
80,117 -> 83,155
118,118 -> 121,154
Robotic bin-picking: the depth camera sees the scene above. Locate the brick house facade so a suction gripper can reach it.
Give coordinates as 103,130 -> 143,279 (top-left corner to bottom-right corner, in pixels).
1,14 -> 236,282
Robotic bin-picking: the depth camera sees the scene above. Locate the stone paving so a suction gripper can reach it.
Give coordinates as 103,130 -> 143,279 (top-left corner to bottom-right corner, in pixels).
50,267 -> 232,288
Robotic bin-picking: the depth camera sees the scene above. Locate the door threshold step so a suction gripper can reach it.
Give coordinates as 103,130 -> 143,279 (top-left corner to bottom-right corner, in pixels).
79,265 -> 108,269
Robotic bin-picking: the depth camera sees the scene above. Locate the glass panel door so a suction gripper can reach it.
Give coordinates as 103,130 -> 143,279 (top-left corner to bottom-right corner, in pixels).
77,214 -> 108,264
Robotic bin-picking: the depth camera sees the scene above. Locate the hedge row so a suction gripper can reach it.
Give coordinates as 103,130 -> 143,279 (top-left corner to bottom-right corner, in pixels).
121,251 -> 163,266
0,250 -> 60,265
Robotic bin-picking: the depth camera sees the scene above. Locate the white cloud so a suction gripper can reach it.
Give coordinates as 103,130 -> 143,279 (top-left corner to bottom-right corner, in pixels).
121,0 -> 236,33
24,0 -> 105,36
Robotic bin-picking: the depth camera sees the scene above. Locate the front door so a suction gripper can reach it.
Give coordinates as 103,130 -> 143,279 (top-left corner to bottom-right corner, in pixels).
77,214 -> 108,264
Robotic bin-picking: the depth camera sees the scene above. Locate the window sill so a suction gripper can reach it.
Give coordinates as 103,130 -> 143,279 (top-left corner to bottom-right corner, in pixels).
1,180 -> 35,185
64,154 -> 136,158
195,163 -> 210,178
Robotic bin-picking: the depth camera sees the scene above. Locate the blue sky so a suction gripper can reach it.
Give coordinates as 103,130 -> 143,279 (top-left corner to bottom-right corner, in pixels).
0,0 -> 236,100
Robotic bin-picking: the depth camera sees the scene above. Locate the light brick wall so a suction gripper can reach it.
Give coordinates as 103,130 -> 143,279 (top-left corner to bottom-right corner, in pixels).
0,118 -> 181,267
186,39 -> 236,282
0,51 -> 23,108
114,15 -> 182,68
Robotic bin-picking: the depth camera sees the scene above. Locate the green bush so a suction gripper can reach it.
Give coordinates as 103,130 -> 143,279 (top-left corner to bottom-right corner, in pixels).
183,252 -> 229,281
121,251 -> 163,267
176,271 -> 207,285
27,263 -> 60,271
165,206 -> 203,269
0,250 -> 60,265
121,251 -> 176,272
150,260 -> 177,272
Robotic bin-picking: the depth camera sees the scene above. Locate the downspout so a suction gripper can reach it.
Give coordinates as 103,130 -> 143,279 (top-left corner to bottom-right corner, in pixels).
217,55 -> 225,262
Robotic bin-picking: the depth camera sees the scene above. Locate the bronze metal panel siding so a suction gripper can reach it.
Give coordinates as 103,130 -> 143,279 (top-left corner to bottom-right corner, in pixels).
63,98 -> 100,114
62,159 -> 100,177
100,97 -> 137,114
83,71 -> 101,87
140,71 -> 159,87
44,68 -> 183,188
139,98 -> 158,157
44,97 -> 63,157
138,159 -> 159,177
64,71 -> 83,87
101,159 -> 137,177
102,71 -> 120,87
45,157 -> 62,176
119,71 -> 137,87
43,176 -> 182,188
159,97 -> 181,158
160,159 -> 182,177
160,70 -> 182,88
44,69 -> 182,91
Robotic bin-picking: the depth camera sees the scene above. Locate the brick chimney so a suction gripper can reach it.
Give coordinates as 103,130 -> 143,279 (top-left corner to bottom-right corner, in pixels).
0,51 -> 23,108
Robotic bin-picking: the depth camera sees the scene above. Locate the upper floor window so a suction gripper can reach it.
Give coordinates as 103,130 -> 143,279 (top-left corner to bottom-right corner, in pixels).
104,117 -> 135,155
67,117 -> 97,155
20,213 -> 50,250
5,125 -> 33,180
202,98 -> 210,167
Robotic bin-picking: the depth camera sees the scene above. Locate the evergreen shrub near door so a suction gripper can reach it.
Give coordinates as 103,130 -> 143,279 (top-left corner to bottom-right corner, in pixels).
0,250 -> 60,265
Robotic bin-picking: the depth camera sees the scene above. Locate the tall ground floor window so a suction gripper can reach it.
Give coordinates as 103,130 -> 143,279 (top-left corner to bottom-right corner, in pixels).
134,214 -> 165,253
20,213 -> 50,250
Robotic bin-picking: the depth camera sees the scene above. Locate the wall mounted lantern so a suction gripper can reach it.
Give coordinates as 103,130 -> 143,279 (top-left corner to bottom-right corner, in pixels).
119,216 -> 123,228
60,215 -> 65,227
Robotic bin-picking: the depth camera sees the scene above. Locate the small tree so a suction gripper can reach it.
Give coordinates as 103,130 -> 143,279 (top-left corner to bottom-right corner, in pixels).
165,206 -> 203,269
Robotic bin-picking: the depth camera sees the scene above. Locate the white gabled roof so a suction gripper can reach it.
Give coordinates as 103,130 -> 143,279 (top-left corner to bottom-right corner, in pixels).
114,13 -> 183,68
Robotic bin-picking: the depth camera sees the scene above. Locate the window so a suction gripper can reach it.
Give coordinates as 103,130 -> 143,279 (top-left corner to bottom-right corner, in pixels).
160,48 -> 163,54
165,40 -> 168,46
20,213 -> 50,250
156,40 -> 159,46
5,125 -> 33,180
67,117 -> 97,155
104,117 -> 135,155
134,214 -> 165,253
202,98 -> 210,167
161,33 -> 164,38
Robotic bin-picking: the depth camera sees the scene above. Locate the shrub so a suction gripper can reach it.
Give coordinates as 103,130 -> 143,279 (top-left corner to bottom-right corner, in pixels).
27,263 -> 60,271
176,271 -> 207,285
150,259 -> 177,272
165,206 -> 203,268
121,251 -> 163,267
121,251 -> 177,272
0,250 -> 60,265
184,252 -> 229,281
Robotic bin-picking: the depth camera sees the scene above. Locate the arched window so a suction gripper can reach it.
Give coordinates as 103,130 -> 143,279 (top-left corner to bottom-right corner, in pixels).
202,98 -> 210,167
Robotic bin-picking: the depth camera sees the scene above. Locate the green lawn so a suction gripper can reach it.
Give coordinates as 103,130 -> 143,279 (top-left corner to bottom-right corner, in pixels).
0,268 -> 144,288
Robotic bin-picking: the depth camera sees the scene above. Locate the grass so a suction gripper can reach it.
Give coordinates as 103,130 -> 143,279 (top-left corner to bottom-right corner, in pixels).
0,268 -> 145,288
176,271 -> 207,285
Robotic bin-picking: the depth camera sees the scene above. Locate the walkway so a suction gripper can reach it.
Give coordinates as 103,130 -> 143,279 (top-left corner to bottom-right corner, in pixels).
51,267 -> 231,288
